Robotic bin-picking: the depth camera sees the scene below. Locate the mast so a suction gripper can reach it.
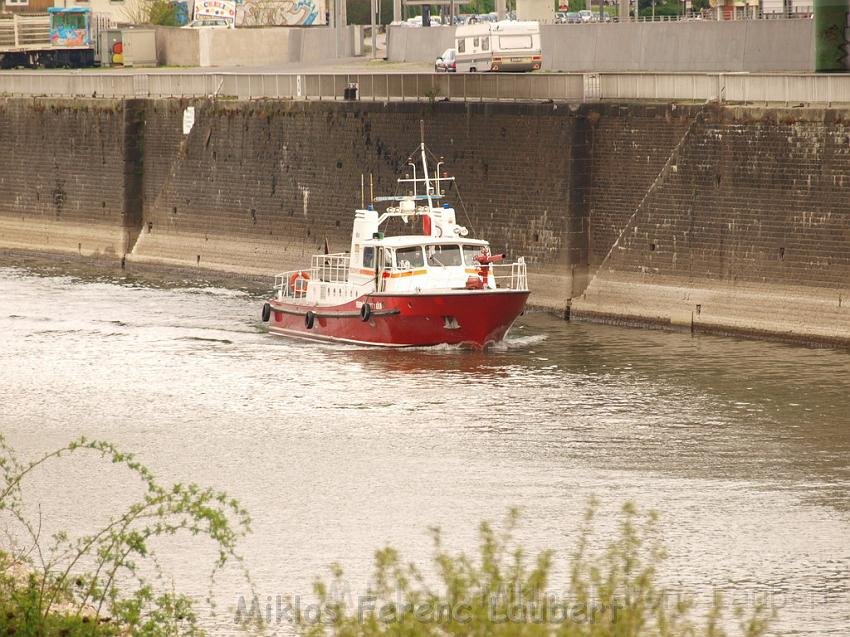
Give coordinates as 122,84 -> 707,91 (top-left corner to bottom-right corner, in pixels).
419,121 -> 433,211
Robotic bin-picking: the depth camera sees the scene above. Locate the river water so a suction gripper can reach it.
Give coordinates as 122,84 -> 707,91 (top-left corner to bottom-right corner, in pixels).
1,263 -> 849,635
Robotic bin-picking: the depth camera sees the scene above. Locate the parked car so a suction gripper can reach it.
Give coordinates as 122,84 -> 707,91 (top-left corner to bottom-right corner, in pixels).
555,11 -> 568,23
565,11 -> 581,23
578,9 -> 594,22
434,47 -> 457,72
182,18 -> 231,28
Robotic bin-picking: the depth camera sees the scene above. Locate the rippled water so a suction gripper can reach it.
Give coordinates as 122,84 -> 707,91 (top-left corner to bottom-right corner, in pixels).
1,264 -> 849,635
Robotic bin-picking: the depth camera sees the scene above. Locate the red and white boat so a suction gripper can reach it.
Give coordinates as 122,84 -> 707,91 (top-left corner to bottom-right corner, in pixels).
260,140 -> 529,349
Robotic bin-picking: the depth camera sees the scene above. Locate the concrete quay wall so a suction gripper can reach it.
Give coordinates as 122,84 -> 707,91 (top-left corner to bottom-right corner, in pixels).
388,19 -> 814,73
0,98 -> 848,345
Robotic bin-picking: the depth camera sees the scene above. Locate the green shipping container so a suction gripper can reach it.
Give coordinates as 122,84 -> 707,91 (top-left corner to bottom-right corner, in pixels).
814,0 -> 849,72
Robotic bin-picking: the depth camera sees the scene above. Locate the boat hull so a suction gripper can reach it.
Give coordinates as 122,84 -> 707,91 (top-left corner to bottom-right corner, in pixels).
266,290 -> 529,349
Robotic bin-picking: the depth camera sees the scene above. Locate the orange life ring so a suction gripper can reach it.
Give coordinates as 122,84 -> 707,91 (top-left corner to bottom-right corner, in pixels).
289,271 -> 310,296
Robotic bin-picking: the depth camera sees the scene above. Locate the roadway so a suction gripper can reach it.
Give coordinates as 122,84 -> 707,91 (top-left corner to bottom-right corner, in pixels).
0,57 -> 435,75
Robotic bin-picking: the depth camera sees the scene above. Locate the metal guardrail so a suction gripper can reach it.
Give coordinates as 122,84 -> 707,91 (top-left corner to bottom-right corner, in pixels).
547,9 -> 815,23
3,72 -> 850,105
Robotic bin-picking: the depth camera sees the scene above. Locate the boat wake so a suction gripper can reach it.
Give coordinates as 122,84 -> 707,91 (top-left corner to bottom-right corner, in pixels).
286,332 -> 547,355
495,333 -> 548,350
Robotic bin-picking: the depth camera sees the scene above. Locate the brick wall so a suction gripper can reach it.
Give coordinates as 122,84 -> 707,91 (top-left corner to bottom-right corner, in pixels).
603,107 -> 850,289
573,105 -> 850,344
584,103 -> 695,267
0,98 -> 133,256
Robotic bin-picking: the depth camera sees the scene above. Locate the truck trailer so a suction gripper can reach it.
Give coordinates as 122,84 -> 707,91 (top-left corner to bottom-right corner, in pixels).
0,8 -> 99,68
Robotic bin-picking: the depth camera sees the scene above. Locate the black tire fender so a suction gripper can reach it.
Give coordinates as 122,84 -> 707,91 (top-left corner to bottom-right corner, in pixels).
360,303 -> 372,322
261,303 -> 271,322
305,311 -> 315,330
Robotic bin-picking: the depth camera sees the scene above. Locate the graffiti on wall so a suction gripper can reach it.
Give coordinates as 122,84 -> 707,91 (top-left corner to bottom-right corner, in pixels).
239,0 -> 325,26
195,0 -> 238,24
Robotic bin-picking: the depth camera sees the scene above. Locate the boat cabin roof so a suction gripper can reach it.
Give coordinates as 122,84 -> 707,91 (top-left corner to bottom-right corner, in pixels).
363,236 -> 488,249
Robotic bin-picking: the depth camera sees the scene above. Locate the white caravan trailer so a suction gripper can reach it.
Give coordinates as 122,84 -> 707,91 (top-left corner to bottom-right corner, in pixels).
453,21 -> 541,72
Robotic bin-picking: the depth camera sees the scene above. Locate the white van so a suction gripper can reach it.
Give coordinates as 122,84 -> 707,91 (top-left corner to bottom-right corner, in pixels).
453,20 -> 541,72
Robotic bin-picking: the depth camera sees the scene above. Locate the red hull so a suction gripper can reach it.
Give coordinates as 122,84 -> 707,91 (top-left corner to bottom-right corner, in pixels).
266,290 -> 529,348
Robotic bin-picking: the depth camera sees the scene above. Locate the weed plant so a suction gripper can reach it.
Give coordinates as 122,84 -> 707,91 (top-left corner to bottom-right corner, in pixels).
297,504 -> 772,637
0,434 -> 252,636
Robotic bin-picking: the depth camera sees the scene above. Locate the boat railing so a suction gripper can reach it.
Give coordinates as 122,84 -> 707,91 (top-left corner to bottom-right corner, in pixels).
274,270 -> 310,299
311,253 -> 351,283
274,253 -> 353,300
491,257 -> 528,291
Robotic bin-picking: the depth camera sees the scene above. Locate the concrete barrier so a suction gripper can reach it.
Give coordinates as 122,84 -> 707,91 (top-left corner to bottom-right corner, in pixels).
388,20 -> 815,72
387,25 -> 456,65
154,25 -> 357,67
153,26 -> 200,67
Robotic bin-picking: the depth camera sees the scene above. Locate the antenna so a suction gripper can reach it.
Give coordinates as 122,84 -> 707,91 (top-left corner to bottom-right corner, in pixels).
419,120 -> 425,146
361,174 -> 365,208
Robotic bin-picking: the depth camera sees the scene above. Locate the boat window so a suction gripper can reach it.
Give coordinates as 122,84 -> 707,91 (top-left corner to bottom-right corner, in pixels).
473,37 -> 479,48
457,39 -> 465,53
396,246 -> 424,269
482,37 -> 489,51
462,244 -> 484,265
427,244 -> 462,267
363,246 -> 375,268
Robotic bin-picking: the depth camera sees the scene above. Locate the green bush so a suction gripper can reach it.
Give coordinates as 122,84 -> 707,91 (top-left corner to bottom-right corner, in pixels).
297,503 -> 772,636
148,0 -> 181,26
0,434 -> 252,636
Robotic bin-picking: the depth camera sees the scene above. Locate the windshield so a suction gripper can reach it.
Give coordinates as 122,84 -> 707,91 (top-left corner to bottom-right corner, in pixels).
427,245 -> 462,267
462,244 -> 484,265
396,246 -> 424,268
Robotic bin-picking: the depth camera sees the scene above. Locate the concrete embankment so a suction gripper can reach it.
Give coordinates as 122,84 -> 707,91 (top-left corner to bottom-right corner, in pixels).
0,98 -> 848,345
